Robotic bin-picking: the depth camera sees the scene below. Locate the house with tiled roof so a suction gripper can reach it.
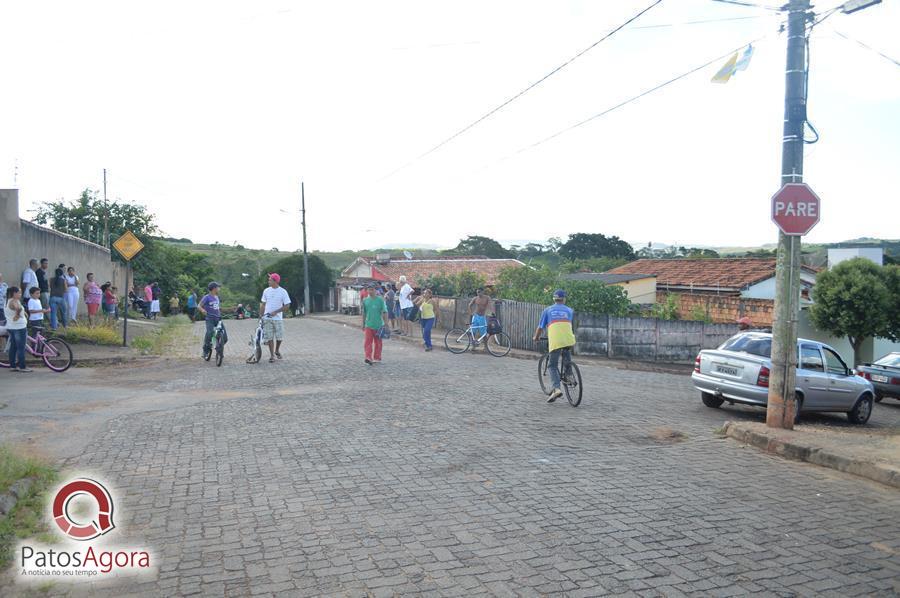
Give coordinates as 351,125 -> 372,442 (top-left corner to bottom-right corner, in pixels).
605,258 -> 819,326
339,254 -> 526,288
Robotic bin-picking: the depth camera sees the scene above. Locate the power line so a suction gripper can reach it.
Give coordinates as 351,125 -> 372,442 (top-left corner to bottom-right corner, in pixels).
485,35 -> 771,167
710,0 -> 782,11
832,29 -> 900,68
378,0 -> 665,182
632,14 -> 766,29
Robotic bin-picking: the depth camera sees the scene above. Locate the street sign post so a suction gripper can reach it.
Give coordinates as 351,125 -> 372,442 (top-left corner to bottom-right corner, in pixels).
112,231 -> 145,347
771,183 -> 820,236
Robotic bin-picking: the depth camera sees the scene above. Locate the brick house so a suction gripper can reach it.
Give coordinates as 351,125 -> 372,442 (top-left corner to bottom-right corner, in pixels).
606,258 -> 818,326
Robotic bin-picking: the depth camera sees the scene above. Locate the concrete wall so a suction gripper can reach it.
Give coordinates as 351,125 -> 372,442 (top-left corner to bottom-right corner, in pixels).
1,189 -> 127,319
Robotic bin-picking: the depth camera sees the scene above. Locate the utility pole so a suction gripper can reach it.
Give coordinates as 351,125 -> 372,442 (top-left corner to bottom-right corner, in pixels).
767,0 -> 810,429
103,168 -> 109,248
301,181 -> 311,315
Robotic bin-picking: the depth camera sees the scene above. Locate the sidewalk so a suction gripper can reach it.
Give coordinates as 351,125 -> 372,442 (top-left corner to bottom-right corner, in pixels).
725,421 -> 900,489
312,312 -> 693,376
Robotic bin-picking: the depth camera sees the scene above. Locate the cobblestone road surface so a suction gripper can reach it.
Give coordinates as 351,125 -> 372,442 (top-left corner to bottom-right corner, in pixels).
4,317 -> 900,597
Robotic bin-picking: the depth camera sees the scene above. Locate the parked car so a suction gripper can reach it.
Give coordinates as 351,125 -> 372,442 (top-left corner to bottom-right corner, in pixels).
856,352 -> 900,403
691,332 -> 876,424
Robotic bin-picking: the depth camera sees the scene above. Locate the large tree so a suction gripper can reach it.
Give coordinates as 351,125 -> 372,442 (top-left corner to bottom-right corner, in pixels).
258,254 -> 334,313
558,233 -> 634,261
450,235 -> 513,259
809,258 -> 899,365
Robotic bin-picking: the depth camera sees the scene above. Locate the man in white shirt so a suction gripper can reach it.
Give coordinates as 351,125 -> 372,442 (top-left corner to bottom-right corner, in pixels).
21,259 -> 39,298
259,273 -> 291,363
397,275 -> 414,336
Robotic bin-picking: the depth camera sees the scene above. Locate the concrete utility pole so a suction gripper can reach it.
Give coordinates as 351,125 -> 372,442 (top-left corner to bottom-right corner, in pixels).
301,181 -> 311,315
103,168 -> 109,247
767,0 -> 810,429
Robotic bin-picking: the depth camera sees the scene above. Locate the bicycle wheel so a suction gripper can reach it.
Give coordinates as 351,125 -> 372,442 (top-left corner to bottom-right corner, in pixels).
215,345 -> 224,367
486,332 -> 511,357
444,328 -> 471,354
537,354 -> 550,395
563,362 -> 583,407
42,338 -> 73,372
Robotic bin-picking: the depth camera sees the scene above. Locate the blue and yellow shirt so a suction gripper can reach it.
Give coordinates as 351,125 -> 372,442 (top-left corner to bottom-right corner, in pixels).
539,304 -> 576,352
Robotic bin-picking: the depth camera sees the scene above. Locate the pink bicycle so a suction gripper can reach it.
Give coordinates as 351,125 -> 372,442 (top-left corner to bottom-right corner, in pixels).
1,328 -> 74,372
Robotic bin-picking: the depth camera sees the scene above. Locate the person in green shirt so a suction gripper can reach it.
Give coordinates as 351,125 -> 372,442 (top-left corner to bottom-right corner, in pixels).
362,284 -> 389,365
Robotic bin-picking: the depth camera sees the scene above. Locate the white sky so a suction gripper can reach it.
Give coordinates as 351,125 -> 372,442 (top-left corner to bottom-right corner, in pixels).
2,0 -> 898,252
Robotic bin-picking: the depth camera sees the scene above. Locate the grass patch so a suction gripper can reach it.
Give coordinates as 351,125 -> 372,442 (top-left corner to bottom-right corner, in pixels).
0,446 -> 57,570
131,315 -> 192,355
54,322 -> 121,346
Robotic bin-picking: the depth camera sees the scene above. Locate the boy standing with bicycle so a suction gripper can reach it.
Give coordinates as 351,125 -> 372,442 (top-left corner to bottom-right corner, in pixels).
533,289 -> 576,403
198,282 -> 221,359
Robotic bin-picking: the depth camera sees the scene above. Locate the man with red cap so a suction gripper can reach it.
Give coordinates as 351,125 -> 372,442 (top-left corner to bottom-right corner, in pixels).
260,273 -> 291,363
737,317 -> 752,331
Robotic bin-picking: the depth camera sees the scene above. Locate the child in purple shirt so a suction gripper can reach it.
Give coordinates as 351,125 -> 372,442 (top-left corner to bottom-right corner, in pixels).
198,282 -> 221,358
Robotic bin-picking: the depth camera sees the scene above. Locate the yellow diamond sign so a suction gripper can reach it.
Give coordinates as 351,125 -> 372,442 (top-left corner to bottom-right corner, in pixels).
113,230 -> 145,261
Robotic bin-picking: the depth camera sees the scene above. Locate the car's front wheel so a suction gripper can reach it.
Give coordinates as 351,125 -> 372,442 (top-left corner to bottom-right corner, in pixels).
701,392 -> 724,408
847,395 -> 873,425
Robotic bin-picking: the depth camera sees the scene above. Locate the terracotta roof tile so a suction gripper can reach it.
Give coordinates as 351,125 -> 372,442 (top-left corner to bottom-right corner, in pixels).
607,258 -> 814,290
353,257 -> 525,287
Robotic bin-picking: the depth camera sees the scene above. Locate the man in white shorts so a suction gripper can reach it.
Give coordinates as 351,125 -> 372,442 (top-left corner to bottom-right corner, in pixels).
260,273 -> 291,363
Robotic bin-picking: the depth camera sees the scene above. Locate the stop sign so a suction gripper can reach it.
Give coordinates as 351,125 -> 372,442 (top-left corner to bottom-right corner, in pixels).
771,183 -> 820,236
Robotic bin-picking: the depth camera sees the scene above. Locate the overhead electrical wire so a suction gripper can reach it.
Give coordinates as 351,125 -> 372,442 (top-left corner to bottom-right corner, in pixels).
632,14 -> 766,29
709,0 -> 782,11
377,0 -> 665,182
481,34 -> 773,168
832,29 -> 900,68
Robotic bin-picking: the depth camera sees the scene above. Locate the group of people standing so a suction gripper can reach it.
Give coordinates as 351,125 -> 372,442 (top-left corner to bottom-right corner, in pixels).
0,259 -> 119,332
360,275 -> 441,364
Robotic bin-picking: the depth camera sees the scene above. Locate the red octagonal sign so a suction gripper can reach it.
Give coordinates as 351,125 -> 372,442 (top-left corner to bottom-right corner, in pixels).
771,183 -> 820,236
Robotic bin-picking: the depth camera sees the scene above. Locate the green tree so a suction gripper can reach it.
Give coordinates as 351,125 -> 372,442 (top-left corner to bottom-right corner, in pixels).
418,274 -> 455,296
494,266 -> 630,315
257,254 -> 333,313
809,258 -> 898,365
133,242 -> 214,313
559,257 -> 628,274
651,294 -> 680,320
32,189 -> 158,248
558,233 -> 634,261
449,235 -> 513,259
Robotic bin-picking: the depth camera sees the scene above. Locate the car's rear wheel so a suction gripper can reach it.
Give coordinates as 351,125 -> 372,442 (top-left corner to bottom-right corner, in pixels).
701,392 -> 723,408
847,395 -> 873,425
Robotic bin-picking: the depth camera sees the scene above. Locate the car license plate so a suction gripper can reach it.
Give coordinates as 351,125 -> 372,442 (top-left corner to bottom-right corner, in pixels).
872,374 -> 889,383
715,364 -> 740,377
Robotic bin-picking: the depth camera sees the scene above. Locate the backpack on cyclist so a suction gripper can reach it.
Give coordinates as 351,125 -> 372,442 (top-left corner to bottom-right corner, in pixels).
487,316 -> 502,335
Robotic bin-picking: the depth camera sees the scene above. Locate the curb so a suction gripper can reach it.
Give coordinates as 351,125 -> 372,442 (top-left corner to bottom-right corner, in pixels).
723,422 -> 900,489
313,315 -> 693,376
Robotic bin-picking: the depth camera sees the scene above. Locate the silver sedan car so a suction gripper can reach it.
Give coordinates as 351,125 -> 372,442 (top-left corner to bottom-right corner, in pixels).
691,332 -> 876,424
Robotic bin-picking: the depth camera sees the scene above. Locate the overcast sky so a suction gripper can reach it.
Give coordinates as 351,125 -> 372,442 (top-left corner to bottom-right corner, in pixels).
2,0 -> 898,252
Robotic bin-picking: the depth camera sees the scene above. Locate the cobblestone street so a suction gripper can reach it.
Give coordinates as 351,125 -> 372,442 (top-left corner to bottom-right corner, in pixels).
4,317 -> 900,597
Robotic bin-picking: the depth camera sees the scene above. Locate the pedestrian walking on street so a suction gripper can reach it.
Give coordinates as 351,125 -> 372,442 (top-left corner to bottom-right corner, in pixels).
64,266 -> 80,323
49,268 -> 68,330
260,273 -> 291,363
83,273 -> 102,327
414,288 -> 438,351
384,283 -> 398,333
362,284 -> 389,365
398,276 -> 414,336
5,286 -> 30,372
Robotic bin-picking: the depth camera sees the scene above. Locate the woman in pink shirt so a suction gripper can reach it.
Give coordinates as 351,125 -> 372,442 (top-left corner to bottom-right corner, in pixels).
83,272 -> 103,327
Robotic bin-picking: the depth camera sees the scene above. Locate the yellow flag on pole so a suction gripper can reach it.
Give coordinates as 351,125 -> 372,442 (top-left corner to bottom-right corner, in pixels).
711,52 -> 739,83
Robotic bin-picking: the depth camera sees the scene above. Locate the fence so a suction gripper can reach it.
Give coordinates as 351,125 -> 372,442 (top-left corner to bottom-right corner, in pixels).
431,296 -> 738,364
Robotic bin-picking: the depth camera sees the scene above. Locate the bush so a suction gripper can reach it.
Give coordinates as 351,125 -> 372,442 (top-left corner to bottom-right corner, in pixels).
495,266 -> 631,315
55,323 -> 121,346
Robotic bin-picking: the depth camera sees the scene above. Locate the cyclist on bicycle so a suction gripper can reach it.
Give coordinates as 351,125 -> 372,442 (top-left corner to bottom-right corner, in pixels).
198,282 -> 222,359
533,289 -> 576,403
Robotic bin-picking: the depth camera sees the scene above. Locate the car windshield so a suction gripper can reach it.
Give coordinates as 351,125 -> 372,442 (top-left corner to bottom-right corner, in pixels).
720,334 -> 772,358
874,353 -> 900,368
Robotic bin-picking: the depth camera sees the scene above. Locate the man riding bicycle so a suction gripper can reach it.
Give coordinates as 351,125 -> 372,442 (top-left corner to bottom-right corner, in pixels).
533,289 -> 577,403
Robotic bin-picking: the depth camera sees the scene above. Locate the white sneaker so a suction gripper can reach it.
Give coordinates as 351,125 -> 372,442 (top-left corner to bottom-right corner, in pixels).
547,389 -> 563,403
